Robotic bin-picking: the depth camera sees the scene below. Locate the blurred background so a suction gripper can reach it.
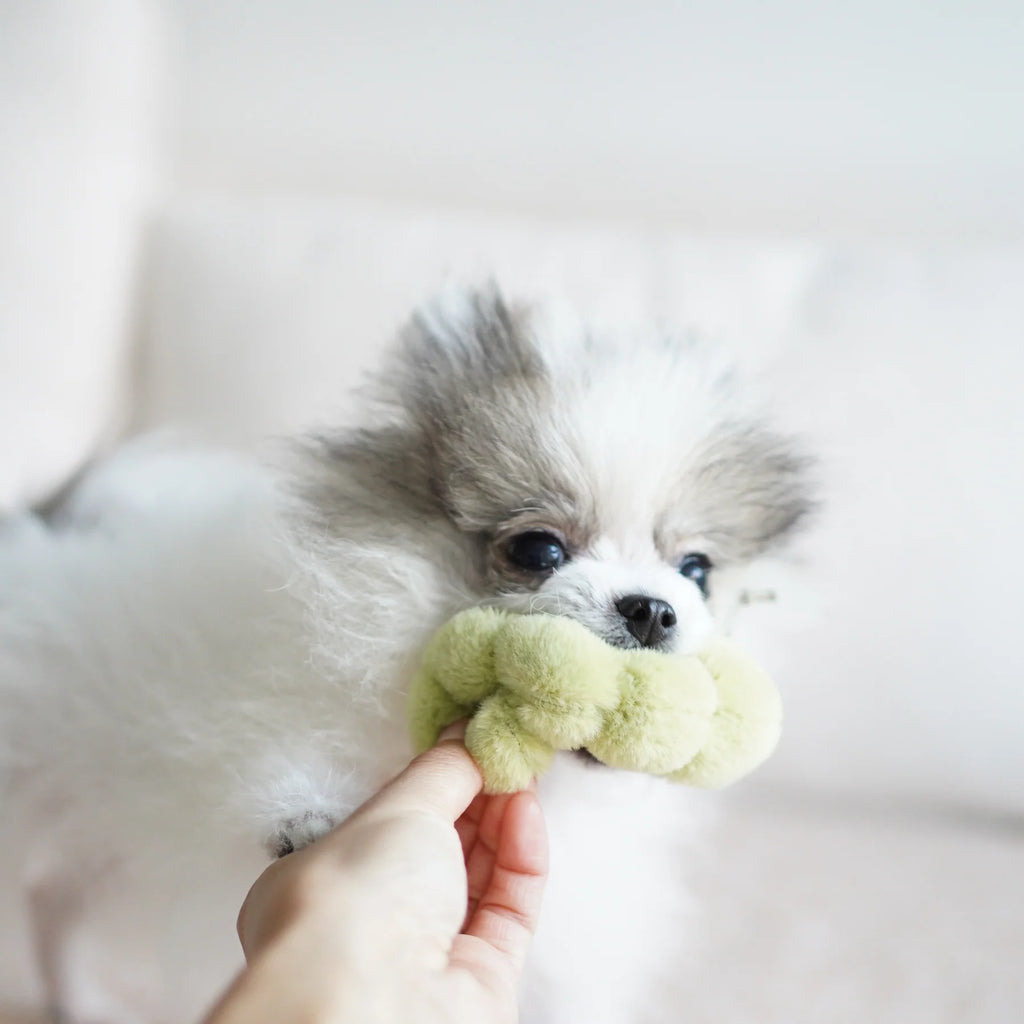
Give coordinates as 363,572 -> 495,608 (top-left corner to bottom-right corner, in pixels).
1,1 -> 1022,1021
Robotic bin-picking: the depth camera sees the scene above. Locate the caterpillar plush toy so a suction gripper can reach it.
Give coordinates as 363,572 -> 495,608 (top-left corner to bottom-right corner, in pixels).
409,608 -> 783,793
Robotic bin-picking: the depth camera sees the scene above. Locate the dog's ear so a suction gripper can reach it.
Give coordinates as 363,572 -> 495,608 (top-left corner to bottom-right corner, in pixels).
688,426 -> 817,561
305,285 -> 577,533
393,283 -> 546,413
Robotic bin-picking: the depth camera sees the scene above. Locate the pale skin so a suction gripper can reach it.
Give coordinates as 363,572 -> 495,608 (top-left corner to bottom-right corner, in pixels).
202,724 -> 548,1024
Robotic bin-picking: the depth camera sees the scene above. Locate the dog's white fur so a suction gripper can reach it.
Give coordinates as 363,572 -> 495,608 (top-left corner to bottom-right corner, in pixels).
0,288 -> 809,1023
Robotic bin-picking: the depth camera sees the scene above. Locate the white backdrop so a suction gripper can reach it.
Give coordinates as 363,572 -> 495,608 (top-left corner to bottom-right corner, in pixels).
167,0 -> 1024,240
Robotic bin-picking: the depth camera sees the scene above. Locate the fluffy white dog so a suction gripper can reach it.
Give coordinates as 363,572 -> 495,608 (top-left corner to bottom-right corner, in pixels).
0,287 -> 811,1023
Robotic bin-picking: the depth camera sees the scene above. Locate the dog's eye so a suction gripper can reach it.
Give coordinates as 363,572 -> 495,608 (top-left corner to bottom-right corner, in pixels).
506,531 -> 567,573
678,553 -> 712,597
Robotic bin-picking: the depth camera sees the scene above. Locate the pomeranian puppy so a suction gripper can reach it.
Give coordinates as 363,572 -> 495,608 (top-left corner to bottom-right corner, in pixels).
0,286 -> 811,1023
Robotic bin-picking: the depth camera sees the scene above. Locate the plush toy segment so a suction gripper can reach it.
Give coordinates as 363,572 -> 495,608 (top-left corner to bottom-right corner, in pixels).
665,639 -> 783,788
408,608 -> 782,794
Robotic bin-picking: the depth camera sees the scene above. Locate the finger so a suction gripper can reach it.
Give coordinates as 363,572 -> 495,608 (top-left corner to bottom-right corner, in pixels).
235,845 -> 320,957
437,720 -> 468,743
455,790 -> 548,978
240,725 -> 478,949
463,792 -> 514,924
455,792 -> 487,861
358,727 -> 483,825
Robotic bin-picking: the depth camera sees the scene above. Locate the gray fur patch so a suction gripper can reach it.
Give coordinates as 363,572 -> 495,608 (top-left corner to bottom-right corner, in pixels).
307,287 -> 599,543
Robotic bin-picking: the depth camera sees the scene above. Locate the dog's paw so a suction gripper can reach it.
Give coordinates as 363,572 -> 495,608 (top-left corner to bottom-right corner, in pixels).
266,810 -> 339,858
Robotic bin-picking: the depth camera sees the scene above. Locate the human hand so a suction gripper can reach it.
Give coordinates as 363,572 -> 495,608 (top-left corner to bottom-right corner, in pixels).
203,727 -> 548,1024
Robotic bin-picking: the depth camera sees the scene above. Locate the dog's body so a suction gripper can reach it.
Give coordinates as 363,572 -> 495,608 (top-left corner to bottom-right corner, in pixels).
0,288 -> 810,1023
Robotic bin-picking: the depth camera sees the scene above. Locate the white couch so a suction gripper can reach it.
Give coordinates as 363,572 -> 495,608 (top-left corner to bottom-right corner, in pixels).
2,3 -> 1022,1021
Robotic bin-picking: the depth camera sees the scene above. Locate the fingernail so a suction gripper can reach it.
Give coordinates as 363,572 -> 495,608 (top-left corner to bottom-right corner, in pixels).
438,720 -> 468,743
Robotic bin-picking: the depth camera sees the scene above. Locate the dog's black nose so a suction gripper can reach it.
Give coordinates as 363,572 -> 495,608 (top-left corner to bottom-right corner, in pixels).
615,594 -> 677,648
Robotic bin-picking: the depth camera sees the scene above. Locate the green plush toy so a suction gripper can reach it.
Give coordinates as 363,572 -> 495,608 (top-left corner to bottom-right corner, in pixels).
408,608 -> 782,794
